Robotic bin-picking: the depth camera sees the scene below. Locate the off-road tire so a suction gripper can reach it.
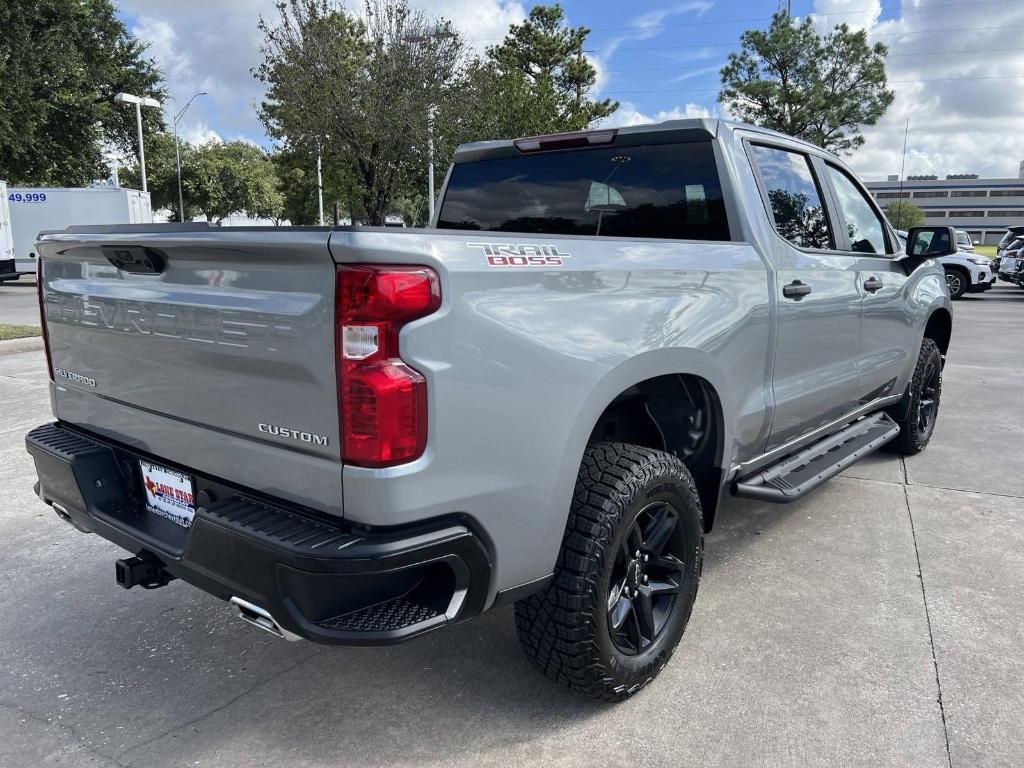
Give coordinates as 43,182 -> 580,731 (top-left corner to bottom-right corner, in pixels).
888,338 -> 942,455
514,442 -> 703,702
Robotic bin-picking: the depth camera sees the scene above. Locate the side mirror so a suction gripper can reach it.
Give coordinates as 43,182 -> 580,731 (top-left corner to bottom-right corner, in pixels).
905,226 -> 958,258
973,239 -> 980,245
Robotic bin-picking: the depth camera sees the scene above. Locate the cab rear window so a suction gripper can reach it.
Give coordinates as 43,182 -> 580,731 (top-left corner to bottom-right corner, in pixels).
437,141 -> 730,241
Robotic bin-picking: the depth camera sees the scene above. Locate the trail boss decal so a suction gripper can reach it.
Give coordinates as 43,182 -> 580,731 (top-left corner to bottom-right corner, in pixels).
467,242 -> 572,267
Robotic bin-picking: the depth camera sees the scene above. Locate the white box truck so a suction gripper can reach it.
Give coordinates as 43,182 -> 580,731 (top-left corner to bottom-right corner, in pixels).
0,186 -> 152,281
0,182 -> 16,282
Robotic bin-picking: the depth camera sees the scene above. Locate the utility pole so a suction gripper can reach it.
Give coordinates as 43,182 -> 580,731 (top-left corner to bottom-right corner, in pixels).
172,91 -> 207,222
897,119 -> 910,228
405,29 -> 456,224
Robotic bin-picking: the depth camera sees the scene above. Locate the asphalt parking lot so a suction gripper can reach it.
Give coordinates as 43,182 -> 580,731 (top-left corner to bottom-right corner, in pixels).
1,286 -> 1022,768
0,276 -> 40,326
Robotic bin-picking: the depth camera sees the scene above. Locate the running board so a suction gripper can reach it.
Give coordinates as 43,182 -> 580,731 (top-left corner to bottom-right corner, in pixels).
734,412 -> 900,503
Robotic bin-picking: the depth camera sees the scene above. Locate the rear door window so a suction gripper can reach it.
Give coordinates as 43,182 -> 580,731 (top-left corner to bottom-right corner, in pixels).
748,144 -> 833,250
824,164 -> 891,255
437,142 -> 730,241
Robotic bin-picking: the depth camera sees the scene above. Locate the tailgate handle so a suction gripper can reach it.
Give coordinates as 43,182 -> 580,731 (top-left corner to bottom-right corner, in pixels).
102,245 -> 166,275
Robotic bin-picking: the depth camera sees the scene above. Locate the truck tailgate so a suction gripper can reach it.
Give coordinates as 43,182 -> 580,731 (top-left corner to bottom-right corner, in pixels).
36,227 -> 343,515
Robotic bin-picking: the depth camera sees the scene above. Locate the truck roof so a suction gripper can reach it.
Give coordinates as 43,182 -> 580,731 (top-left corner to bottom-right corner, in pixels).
452,118 -> 830,163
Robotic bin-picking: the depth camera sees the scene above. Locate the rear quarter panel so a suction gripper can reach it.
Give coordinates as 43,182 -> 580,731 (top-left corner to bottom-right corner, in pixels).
330,229 -> 773,599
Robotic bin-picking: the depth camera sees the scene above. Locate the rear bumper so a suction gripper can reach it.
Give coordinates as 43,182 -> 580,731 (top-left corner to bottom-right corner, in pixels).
25,422 -> 491,645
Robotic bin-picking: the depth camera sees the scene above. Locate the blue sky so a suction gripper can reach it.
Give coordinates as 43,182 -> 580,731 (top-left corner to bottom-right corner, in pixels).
115,0 -> 1024,180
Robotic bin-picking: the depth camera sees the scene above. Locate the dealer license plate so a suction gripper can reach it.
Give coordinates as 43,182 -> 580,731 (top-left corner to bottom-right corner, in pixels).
140,461 -> 196,528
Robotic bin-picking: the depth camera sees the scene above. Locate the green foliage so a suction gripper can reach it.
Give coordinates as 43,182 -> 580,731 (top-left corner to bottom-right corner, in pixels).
884,200 -> 925,229
255,0 -> 616,225
122,137 -> 282,222
0,0 -> 166,185
186,141 -> 283,223
484,4 -> 617,131
272,148 -> 321,225
0,324 -> 42,341
719,13 -> 893,154
271,145 -> 366,225
256,0 -> 464,225
119,132 -> 198,220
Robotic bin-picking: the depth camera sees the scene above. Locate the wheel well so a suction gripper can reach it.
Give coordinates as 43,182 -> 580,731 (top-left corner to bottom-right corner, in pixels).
924,308 -> 952,357
588,374 -> 725,532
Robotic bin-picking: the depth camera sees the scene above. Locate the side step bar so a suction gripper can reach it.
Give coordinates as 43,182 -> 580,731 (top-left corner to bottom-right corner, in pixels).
734,412 -> 900,503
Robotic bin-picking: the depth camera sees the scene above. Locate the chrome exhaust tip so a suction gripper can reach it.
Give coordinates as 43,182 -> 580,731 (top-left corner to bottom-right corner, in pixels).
230,596 -> 302,642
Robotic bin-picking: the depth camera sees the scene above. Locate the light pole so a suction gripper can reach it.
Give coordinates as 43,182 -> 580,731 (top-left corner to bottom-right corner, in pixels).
172,92 -> 207,222
427,104 -> 436,221
405,30 -> 456,224
316,142 -> 325,226
113,93 -> 162,192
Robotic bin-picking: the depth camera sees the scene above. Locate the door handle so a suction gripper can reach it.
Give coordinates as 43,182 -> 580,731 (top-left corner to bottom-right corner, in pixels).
782,280 -> 812,300
864,276 -> 884,293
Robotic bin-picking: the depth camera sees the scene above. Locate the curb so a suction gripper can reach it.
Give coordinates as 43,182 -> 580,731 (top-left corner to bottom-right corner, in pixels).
0,336 -> 44,355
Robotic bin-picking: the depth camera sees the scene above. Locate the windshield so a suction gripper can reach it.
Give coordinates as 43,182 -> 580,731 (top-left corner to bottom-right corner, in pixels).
956,231 -> 971,246
437,141 -> 730,241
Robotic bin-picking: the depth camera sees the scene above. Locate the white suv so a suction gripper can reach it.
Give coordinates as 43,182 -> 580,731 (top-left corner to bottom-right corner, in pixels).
897,230 -> 995,298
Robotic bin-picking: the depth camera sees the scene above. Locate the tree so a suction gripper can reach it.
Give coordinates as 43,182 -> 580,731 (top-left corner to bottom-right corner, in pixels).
884,200 -> 925,229
256,0 -> 466,225
186,141 -> 283,223
271,145 -> 364,224
272,148 -> 321,225
484,4 -> 617,131
427,4 -> 618,222
719,12 -> 893,154
0,0 -> 166,185
119,132 -> 200,220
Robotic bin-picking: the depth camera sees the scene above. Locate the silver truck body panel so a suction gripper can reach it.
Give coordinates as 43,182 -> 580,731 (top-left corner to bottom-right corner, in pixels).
36,228 -> 343,515
34,120 -> 952,606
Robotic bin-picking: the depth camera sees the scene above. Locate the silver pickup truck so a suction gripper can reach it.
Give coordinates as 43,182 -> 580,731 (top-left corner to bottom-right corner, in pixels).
26,119 -> 955,701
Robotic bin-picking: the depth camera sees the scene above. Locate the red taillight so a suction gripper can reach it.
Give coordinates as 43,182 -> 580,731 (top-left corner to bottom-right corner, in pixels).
336,265 -> 441,467
36,259 -> 54,381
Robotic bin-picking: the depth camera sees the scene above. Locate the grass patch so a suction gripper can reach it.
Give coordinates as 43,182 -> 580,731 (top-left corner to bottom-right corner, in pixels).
975,245 -> 997,258
0,324 -> 42,341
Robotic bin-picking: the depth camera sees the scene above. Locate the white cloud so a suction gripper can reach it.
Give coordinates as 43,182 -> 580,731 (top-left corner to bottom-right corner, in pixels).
599,2 -> 714,60
602,102 -> 713,128
181,123 -> 221,145
667,65 -> 721,84
416,0 -> 526,50
121,0 -> 527,147
123,0 -> 278,147
809,0 -> 1024,180
809,0 -> 881,32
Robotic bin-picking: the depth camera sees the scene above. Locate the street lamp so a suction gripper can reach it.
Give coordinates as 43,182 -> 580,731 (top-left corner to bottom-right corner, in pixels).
405,30 -> 456,223
113,92 -> 162,193
172,92 -> 208,222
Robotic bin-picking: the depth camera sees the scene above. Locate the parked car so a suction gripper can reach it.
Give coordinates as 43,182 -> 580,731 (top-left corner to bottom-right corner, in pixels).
998,237 -> 1024,285
955,229 -> 978,253
996,225 -> 1024,259
25,120 -> 956,701
897,229 -> 994,298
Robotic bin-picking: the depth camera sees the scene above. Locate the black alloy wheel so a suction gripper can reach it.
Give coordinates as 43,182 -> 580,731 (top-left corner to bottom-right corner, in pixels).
916,355 -> 941,441
607,501 -> 686,655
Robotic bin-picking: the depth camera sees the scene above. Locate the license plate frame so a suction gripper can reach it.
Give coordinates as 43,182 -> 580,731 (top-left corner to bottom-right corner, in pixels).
139,460 -> 197,529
